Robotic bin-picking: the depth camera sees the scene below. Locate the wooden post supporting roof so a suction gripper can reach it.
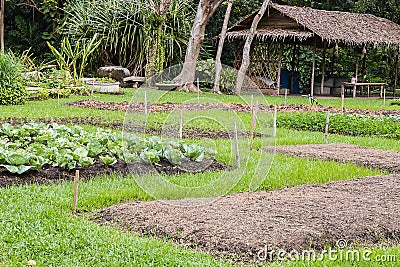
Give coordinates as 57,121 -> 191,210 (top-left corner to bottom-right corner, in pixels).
310,41 -> 316,96
320,43 -> 327,95
394,49 -> 398,98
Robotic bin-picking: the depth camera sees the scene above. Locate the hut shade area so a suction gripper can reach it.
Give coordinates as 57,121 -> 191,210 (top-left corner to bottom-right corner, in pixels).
227,2 -> 400,96
227,3 -> 400,47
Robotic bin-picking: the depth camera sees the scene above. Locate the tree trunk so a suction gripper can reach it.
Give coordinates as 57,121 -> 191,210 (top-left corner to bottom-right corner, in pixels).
235,0 -> 270,94
0,0 -> 4,52
174,0 -> 224,93
147,0 -> 172,85
213,0 -> 234,94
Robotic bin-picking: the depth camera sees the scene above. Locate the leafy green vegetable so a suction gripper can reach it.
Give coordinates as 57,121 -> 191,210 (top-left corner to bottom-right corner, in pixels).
0,122 -> 214,174
99,155 -> 117,166
1,165 -> 32,174
164,148 -> 184,165
139,150 -> 160,164
6,152 -> 27,165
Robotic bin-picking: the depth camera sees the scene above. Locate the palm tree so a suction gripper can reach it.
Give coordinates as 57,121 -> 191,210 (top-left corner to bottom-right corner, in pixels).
58,0 -> 194,77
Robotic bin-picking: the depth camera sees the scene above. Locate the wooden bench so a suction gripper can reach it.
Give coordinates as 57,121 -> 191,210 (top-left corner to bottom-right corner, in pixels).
341,82 -> 386,98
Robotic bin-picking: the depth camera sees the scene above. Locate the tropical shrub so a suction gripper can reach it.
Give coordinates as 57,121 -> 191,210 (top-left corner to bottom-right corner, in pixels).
58,0 -> 194,76
0,52 -> 28,105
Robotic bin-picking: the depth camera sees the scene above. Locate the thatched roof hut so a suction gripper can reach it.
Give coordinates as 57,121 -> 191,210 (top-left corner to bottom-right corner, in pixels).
227,3 -> 400,48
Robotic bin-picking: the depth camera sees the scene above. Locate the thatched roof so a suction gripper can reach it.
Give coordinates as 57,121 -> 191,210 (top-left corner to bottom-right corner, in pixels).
226,2 -> 400,47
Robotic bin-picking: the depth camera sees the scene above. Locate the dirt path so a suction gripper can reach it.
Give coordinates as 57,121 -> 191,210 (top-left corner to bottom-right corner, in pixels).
264,143 -> 400,173
93,174 -> 400,263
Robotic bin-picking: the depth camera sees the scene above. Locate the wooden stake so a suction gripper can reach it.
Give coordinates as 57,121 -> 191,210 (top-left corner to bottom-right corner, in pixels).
233,120 -> 240,168
90,80 -> 94,101
72,170 -> 80,214
394,49 -> 399,98
273,105 -> 277,138
144,91 -> 148,114
197,86 -> 200,110
284,89 -> 287,105
324,111 -> 330,144
250,94 -> 253,112
179,109 -> 183,139
341,83 -> 345,113
57,86 -> 60,105
384,88 -> 386,105
249,100 -> 258,150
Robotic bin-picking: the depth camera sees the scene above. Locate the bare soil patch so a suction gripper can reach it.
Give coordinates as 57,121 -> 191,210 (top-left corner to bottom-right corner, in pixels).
0,117 -> 264,140
92,174 -> 400,263
264,143 -> 400,173
67,100 -> 400,116
0,158 -> 227,188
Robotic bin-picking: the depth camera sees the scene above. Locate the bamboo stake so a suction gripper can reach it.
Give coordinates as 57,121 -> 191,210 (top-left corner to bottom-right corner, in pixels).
394,49 -> 399,98
57,85 -> 60,105
384,88 -> 386,105
273,105 -> 277,138
324,111 -> 330,144
250,94 -> 253,112
72,170 -> 80,214
90,80 -> 94,101
144,91 -> 148,114
249,100 -> 258,150
284,89 -> 287,105
233,120 -> 240,168
179,109 -> 183,139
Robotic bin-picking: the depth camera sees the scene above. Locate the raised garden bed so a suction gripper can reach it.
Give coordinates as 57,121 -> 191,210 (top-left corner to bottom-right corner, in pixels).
93,174 -> 400,263
0,122 -> 227,187
66,100 -> 400,116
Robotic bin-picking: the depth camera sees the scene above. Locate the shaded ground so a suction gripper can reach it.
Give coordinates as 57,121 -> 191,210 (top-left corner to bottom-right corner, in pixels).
67,100 -> 400,116
0,158 -> 227,188
0,117 -> 266,140
93,174 -> 400,263
264,143 -> 400,173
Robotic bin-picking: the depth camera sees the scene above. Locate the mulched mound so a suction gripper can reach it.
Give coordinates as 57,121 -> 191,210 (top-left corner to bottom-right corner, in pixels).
67,100 -> 400,116
92,174 -> 400,263
0,158 -> 227,188
0,117 -> 264,140
264,143 -> 400,173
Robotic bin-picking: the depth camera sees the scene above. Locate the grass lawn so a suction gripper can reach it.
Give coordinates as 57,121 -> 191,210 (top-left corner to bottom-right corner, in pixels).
0,90 -> 399,266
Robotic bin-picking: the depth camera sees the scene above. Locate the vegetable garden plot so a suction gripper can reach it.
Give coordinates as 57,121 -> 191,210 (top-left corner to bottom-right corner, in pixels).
264,143 -> 400,173
0,122 -> 226,187
67,100 -> 400,116
0,117 -> 263,140
93,174 -> 400,263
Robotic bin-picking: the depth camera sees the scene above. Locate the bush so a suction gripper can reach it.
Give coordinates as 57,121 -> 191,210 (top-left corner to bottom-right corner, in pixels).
0,52 -> 28,105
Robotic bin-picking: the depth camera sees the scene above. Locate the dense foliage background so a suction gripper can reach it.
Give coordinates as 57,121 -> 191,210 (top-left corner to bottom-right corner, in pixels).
4,0 -> 400,87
